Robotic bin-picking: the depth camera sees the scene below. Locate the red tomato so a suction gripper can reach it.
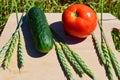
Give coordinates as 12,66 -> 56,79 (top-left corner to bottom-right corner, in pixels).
62,4 -> 98,38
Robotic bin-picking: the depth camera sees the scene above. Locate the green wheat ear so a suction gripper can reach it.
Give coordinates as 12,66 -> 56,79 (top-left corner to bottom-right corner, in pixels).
54,40 -> 75,80
63,43 -> 95,80
0,13 -> 24,69
0,38 -> 12,59
60,42 -> 84,76
98,1 -> 120,79
15,2 -> 24,70
70,49 -> 95,79
101,38 -> 114,80
0,16 -> 23,60
17,31 -> 24,69
108,47 -> 120,79
92,33 -> 106,65
2,32 -> 19,69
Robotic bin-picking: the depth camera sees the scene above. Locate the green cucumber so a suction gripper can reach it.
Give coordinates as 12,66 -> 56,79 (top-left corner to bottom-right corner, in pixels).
27,6 -> 53,53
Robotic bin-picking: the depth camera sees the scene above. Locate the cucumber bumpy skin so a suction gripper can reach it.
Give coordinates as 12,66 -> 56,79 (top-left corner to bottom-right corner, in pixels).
27,6 -> 53,53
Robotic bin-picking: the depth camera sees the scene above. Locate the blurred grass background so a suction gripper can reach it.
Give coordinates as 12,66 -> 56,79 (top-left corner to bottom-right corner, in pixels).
0,0 -> 120,33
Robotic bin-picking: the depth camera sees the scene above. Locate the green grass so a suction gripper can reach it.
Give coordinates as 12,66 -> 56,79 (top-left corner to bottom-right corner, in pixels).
0,0 -> 120,33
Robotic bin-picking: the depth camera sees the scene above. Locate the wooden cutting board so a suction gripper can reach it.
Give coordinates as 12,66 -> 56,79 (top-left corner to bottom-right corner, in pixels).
0,13 -> 120,80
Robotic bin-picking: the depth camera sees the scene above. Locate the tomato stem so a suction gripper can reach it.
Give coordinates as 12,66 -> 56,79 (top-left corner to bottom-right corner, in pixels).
72,11 -> 79,18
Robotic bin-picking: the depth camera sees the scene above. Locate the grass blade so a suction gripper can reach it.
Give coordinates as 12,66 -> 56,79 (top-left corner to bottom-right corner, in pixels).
111,28 -> 120,52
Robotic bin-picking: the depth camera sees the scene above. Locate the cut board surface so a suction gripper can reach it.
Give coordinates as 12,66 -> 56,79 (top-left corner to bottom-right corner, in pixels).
0,13 -> 120,80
